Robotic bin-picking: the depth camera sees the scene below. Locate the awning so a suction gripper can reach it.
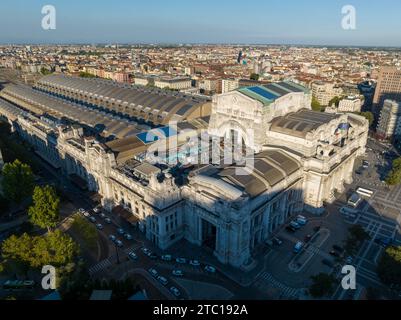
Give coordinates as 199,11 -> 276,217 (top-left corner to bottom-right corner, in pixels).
112,205 -> 140,225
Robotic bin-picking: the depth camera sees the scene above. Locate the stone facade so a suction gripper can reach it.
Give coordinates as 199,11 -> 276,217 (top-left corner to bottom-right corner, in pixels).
0,78 -> 369,269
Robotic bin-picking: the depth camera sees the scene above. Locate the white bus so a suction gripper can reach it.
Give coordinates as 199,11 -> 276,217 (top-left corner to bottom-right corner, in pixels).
356,187 -> 374,198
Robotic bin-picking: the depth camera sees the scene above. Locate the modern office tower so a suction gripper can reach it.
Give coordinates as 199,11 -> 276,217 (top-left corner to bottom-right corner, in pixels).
376,99 -> 401,140
373,66 -> 401,112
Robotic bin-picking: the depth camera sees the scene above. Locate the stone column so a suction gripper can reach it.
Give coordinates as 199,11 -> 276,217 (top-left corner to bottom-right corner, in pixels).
344,158 -> 355,184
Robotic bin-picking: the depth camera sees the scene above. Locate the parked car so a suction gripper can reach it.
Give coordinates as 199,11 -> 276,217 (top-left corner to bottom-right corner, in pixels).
176,257 -> 187,264
115,240 -> 123,248
329,250 -> 340,257
172,270 -> 184,277
148,268 -> 158,278
161,254 -> 173,261
104,218 -> 112,224
296,215 -> 308,225
96,223 -> 103,230
78,208 -> 86,214
290,221 -> 301,229
286,225 -> 296,233
322,259 -> 334,268
89,216 -> 97,223
272,237 -> 283,245
157,276 -> 168,286
83,211 -> 90,218
142,248 -> 150,255
128,252 -> 138,260
124,233 -> 133,240
189,260 -> 200,267
293,241 -> 304,253
109,235 -> 116,242
304,234 -> 312,242
149,253 -> 158,260
100,213 -> 106,219
170,286 -> 181,297
117,228 -> 125,235
204,265 -> 216,273
93,207 -> 101,214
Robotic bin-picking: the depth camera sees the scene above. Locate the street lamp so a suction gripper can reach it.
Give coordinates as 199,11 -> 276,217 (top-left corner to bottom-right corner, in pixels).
115,243 -> 120,264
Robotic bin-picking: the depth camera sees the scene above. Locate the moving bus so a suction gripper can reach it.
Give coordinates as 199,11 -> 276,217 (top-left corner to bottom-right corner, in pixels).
356,187 -> 374,198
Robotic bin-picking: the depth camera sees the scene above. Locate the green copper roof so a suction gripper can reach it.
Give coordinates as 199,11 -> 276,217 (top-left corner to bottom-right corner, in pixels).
237,81 -> 309,106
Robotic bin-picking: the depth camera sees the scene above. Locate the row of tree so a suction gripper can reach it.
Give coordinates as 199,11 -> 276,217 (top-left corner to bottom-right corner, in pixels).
1,159 -> 60,229
1,230 -> 79,271
385,157 -> 401,186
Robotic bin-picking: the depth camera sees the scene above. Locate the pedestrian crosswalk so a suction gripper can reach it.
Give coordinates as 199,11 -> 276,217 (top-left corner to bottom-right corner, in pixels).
89,244 -> 142,275
255,272 -> 301,299
89,258 -> 112,275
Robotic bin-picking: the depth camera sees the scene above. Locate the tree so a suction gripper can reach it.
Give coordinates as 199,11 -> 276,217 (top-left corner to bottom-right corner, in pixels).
79,71 -> 96,78
1,231 -> 79,269
329,96 -> 342,107
28,185 -> 60,232
0,194 -> 9,215
309,273 -> 336,298
358,111 -> 374,126
385,157 -> 401,186
348,224 -> 370,243
71,215 -> 97,250
377,246 -> 401,287
311,96 -> 322,112
1,159 -> 34,204
344,224 -> 370,255
40,67 -> 52,75
250,73 -> 260,81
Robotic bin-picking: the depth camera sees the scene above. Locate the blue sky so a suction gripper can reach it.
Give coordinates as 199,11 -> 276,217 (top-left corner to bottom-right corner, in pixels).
1,0 -> 400,46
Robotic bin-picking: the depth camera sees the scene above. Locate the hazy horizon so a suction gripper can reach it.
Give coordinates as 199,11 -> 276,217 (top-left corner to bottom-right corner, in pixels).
1,0 -> 401,47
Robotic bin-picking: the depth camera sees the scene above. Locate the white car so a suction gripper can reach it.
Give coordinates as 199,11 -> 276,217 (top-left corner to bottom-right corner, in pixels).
124,233 -> 133,240
157,276 -> 168,286
128,252 -> 138,260
148,268 -> 158,278
93,207 -> 101,214
109,235 -> 116,242
172,270 -> 184,277
176,257 -> 187,264
170,286 -> 181,297
83,211 -> 90,218
115,240 -> 123,248
204,265 -> 216,273
296,215 -> 308,225
161,254 -> 172,261
78,208 -> 86,214
189,260 -> 200,267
